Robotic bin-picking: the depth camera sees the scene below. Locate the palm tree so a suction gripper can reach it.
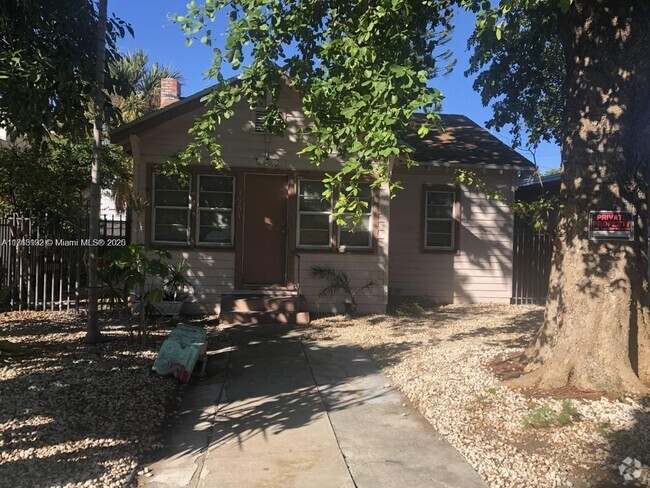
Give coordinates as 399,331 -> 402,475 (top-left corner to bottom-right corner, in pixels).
106,51 -> 183,212
109,50 -> 183,123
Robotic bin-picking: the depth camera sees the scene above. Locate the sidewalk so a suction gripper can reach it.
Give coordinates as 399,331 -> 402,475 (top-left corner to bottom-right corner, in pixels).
140,324 -> 486,488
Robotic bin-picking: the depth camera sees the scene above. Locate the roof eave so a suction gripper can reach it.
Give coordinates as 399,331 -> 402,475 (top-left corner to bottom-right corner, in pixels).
109,84 -> 217,146
109,71 -> 298,147
403,160 -> 536,173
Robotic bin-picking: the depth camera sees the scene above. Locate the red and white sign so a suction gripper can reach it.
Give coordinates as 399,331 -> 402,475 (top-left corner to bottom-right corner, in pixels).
589,211 -> 634,241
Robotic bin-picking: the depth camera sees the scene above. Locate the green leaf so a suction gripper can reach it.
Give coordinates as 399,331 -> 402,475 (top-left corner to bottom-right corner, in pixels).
389,64 -> 405,76
558,0 -> 572,14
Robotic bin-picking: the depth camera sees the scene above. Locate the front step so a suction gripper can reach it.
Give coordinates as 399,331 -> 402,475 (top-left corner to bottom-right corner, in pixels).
221,295 -> 309,313
219,294 -> 310,325
219,310 -> 310,325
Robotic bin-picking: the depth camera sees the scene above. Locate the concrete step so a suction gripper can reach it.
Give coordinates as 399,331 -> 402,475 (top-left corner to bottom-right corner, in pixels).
221,295 -> 308,313
219,310 -> 310,325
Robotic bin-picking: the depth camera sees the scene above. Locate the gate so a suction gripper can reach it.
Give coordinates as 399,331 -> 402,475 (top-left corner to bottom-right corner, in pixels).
511,219 -> 553,305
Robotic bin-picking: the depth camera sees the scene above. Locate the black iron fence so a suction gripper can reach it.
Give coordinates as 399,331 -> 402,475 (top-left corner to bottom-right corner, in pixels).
0,214 -> 129,312
511,219 -> 554,305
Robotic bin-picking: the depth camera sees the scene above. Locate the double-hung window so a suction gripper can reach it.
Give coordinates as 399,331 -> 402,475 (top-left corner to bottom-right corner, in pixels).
424,190 -> 457,250
338,184 -> 373,249
197,175 -> 235,245
152,174 -> 190,243
297,180 -> 332,248
297,180 -> 374,250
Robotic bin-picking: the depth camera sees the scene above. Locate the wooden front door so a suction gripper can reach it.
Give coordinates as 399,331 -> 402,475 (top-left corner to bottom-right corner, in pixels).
241,173 -> 288,286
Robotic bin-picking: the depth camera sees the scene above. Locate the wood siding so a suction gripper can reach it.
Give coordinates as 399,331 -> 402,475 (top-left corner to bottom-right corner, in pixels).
388,170 -> 515,304
127,84 -> 518,314
167,250 -> 235,315
296,185 -> 390,314
130,86 -> 390,314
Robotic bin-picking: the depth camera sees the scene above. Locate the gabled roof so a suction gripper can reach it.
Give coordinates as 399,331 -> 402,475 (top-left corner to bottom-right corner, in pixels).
110,83 -> 218,147
403,114 -> 535,171
110,71 -> 290,147
111,84 -> 535,172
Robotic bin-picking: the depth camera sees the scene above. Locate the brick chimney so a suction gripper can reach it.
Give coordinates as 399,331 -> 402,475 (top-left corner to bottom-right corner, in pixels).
160,77 -> 181,108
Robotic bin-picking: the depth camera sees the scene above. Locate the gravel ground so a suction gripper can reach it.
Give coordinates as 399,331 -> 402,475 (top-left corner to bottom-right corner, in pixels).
306,304 -> 650,488
0,311 -> 194,488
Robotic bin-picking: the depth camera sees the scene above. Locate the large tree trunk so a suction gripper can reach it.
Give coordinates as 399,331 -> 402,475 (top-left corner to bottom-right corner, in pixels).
511,0 -> 650,394
86,0 -> 108,344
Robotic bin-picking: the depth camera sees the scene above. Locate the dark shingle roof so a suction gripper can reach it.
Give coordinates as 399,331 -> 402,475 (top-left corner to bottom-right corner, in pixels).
112,87 -> 535,172
403,114 -> 535,170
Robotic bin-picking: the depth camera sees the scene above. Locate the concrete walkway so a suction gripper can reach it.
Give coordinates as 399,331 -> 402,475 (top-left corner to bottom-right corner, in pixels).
140,324 -> 486,488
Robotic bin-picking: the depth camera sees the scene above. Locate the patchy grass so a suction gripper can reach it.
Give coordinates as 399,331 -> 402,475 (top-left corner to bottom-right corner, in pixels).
523,401 -> 579,428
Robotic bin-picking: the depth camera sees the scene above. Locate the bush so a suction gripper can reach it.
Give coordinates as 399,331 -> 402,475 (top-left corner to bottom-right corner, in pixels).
391,298 -> 428,316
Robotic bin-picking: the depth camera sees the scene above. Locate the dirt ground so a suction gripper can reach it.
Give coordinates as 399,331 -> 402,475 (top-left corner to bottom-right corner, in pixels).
0,311 -> 200,488
306,304 -> 650,488
2,306 -> 649,488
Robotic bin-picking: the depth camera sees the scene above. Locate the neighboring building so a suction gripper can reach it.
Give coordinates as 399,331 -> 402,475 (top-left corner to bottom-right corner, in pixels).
1,126 -> 13,149
516,173 -> 561,202
100,189 -> 125,220
0,126 -> 28,150
111,77 -> 534,315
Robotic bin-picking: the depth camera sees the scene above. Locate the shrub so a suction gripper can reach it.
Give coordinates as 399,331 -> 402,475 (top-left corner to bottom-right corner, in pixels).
310,265 -> 376,317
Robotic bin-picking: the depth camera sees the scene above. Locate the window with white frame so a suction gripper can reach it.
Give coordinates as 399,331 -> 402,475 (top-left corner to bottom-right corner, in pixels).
297,180 -> 332,248
424,190 -> 456,250
338,184 -> 373,249
152,174 -> 190,243
197,175 -> 235,245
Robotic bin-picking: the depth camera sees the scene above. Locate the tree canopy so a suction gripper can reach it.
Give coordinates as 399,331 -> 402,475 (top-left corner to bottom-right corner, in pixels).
0,139 -> 128,223
108,50 -> 184,123
0,0 -> 129,144
466,1 -> 565,148
171,0 -> 456,219
0,44 -> 185,224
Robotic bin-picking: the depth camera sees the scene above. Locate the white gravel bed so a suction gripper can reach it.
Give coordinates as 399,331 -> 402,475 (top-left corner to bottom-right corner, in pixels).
0,311 -> 187,488
306,304 -> 650,488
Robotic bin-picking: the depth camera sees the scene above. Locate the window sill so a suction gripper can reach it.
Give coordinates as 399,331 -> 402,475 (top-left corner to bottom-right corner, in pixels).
150,242 -> 235,252
151,241 -> 190,247
421,248 -> 461,255
296,247 -> 376,254
195,244 -> 236,251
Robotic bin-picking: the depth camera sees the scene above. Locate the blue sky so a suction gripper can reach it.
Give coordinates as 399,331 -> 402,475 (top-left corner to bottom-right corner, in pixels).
112,0 -> 561,172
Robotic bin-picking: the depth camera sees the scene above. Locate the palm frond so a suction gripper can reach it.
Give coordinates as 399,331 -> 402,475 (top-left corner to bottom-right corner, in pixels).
107,49 -> 183,121
352,278 -> 377,297
111,177 -> 133,213
310,265 -> 353,304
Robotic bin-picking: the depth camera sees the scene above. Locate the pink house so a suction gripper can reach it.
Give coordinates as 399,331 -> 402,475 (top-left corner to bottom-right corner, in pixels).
111,78 -> 534,319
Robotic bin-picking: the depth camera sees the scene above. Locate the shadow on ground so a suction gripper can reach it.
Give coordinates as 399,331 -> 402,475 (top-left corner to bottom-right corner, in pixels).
0,311 -> 184,487
593,396 -> 650,488
143,322 -> 407,468
444,307 -> 543,349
